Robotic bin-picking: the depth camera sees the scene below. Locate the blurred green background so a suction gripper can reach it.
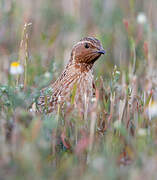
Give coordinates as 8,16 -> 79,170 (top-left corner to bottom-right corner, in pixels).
1,0 -> 156,85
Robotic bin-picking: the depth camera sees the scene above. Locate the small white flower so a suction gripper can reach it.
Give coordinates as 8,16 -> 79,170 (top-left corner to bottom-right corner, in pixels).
58,95 -> 61,103
137,128 -> 147,137
114,120 -> 122,129
137,12 -> 147,24
91,97 -> 96,102
44,71 -> 51,78
147,101 -> 157,119
115,70 -> 120,75
92,157 -> 104,171
10,62 -> 23,75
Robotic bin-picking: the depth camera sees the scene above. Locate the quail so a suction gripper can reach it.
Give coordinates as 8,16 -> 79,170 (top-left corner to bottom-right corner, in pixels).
34,37 -> 105,114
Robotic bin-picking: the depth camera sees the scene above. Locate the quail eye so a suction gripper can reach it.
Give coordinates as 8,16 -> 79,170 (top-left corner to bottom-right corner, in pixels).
84,43 -> 89,49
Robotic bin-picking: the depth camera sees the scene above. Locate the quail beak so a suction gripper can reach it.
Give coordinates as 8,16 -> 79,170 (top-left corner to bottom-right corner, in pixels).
97,49 -> 106,55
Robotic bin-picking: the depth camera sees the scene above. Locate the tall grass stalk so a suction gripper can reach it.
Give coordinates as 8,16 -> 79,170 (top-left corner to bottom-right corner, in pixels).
17,23 -> 32,88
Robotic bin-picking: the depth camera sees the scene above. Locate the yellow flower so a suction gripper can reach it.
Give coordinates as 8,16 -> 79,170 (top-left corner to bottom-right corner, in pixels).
10,61 -> 23,75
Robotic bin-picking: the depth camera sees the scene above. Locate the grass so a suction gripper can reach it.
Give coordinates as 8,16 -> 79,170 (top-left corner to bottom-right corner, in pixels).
1,0 -> 157,179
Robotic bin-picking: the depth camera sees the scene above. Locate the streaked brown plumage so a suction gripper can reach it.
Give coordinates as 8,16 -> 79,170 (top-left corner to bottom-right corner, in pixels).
35,37 -> 105,113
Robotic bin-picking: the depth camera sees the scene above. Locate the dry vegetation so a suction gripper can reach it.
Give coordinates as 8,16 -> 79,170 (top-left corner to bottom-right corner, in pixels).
1,0 -> 157,179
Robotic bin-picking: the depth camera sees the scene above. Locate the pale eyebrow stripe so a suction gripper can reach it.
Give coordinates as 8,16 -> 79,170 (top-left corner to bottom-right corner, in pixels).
73,41 -> 94,48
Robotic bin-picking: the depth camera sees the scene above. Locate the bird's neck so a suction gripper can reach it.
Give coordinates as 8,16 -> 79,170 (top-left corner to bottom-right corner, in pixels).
68,55 -> 94,72
54,60 -> 93,88
74,62 -> 94,72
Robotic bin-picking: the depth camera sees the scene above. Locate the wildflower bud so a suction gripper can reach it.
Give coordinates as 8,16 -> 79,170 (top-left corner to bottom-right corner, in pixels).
123,19 -> 129,31
146,101 -> 157,119
113,120 -> 122,129
137,12 -> 147,24
115,70 -> 120,75
137,128 -> 147,137
143,41 -> 148,59
19,84 -> 24,89
1,87 -> 7,93
44,72 -> 51,78
5,100 -> 11,106
58,95 -> 61,103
